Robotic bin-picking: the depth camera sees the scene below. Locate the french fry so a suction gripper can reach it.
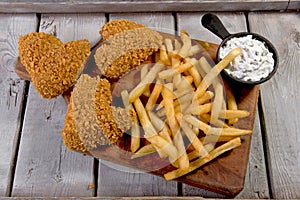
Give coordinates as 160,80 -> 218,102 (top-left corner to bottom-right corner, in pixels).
179,117 -> 208,157
196,91 -> 214,105
131,144 -> 156,159
191,103 -> 212,115
145,79 -> 163,111
129,63 -> 164,103
159,62 -> 193,80
219,110 -> 250,119
145,134 -> 179,163
164,38 -> 173,55
148,111 -> 172,143
184,115 -> 252,136
201,113 -> 229,128
133,98 -> 157,137
201,135 -> 236,144
194,48 -> 242,99
174,39 -> 182,52
121,90 -> 140,153
188,143 -> 215,161
141,64 -> 151,97
226,86 -> 239,124
148,111 -> 165,132
162,85 -> 189,170
164,137 -> 242,181
210,83 -> 224,125
188,45 -> 201,57
160,45 -> 171,65
179,31 -> 192,58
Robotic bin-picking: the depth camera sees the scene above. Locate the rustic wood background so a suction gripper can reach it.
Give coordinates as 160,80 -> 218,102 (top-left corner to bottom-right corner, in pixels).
0,8 -> 299,199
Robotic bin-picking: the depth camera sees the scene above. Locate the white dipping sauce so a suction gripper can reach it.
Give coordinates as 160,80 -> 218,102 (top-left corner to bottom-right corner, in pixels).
219,35 -> 274,82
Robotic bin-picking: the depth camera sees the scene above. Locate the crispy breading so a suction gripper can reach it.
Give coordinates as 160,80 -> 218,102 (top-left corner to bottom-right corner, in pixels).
61,94 -> 88,153
100,19 -> 146,40
18,32 -> 90,98
94,27 -> 163,79
18,32 -> 62,74
72,74 -> 110,149
94,78 -> 125,144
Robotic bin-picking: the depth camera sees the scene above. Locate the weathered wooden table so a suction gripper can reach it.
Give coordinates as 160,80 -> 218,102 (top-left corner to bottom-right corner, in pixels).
0,1 -> 299,198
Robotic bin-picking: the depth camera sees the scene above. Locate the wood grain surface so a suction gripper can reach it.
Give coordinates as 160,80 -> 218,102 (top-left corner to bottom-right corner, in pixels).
249,12 -> 300,199
0,0 -> 291,13
11,14 -> 106,197
11,12 -> 259,196
177,12 -> 269,198
96,13 -> 178,197
0,14 -> 37,197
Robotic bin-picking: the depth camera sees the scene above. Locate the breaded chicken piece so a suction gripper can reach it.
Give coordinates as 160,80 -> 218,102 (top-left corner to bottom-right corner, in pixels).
18,32 -> 62,74
18,32 -> 90,98
69,74 -> 131,150
94,78 -> 124,144
95,26 -> 163,79
61,94 -> 88,153
100,19 -> 146,40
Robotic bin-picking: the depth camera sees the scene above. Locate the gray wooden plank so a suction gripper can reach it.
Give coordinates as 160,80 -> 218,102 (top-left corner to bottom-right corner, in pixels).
0,14 -> 37,197
12,13 -> 106,197
288,0 -> 300,9
0,0 -> 290,13
177,12 -> 270,198
97,13 -> 177,197
249,12 -> 300,199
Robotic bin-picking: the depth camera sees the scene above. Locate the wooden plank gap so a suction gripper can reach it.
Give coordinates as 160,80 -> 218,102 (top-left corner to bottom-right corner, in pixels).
93,158 -> 99,197
5,81 -> 30,197
257,93 -> 274,199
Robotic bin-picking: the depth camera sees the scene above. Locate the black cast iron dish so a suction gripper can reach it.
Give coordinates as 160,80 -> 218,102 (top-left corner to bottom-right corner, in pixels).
201,13 -> 278,85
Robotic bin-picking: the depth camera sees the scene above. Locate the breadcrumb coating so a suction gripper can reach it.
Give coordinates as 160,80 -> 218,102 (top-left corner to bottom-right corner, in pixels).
18,32 -> 90,98
61,95 -> 88,153
18,32 -> 62,74
94,27 -> 163,79
94,78 -> 125,144
72,74 -> 110,150
100,19 -> 146,40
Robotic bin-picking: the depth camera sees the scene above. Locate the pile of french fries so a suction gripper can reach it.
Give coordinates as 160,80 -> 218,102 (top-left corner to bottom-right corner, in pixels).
120,31 -> 252,181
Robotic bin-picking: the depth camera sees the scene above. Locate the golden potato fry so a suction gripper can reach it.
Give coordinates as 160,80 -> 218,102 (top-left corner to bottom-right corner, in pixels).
121,90 -> 140,153
201,113 -> 229,128
164,137 -> 242,181
179,118 -> 208,157
210,83 -> 224,125
162,85 -> 189,170
133,98 -> 157,137
129,63 -> 164,103
219,110 -> 250,119
194,48 -> 242,99
145,134 -> 178,163
184,115 -> 252,136
226,86 -> 239,124
187,143 -> 215,161
131,144 -> 156,159
191,103 -> 212,115
160,45 -> 171,65
145,79 -> 163,111
179,31 -> 192,58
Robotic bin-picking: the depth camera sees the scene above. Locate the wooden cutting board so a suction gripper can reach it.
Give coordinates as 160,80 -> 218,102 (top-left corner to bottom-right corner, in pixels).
15,34 -> 259,197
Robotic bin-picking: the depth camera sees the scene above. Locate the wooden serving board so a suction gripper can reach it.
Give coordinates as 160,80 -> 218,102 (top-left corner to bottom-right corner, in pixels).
15,35 -> 259,197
